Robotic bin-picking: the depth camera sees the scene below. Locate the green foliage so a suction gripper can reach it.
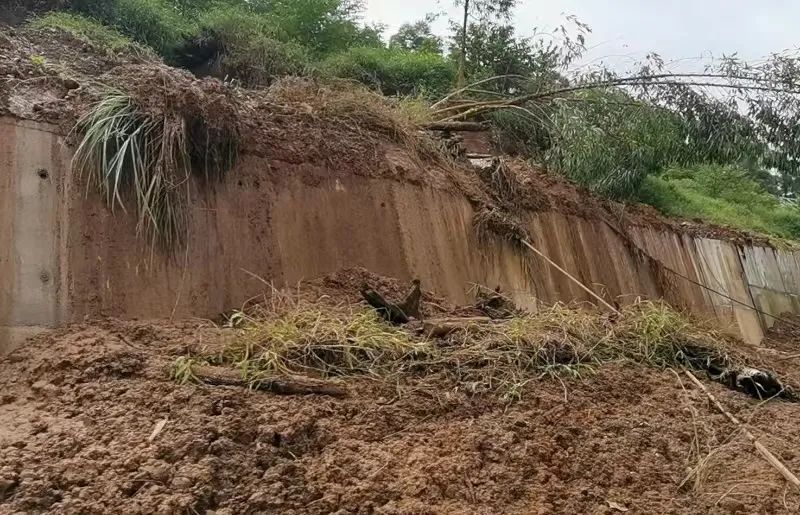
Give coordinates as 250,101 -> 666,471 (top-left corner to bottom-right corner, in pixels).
638,165 -> 800,239
29,12 -> 148,54
258,0 -> 381,56
69,0 -> 193,57
451,22 -> 542,87
190,5 -> 310,86
389,19 -> 443,54
321,47 -> 455,98
488,106 -> 553,158
73,92 -> 189,249
546,89 -> 687,199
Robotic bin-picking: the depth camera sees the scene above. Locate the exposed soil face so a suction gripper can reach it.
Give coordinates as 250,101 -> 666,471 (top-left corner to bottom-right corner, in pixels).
0,27 -> 790,250
2,274 -> 800,514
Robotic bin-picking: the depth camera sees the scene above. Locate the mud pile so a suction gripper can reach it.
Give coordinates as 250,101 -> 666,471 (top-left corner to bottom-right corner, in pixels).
2,271 -> 800,514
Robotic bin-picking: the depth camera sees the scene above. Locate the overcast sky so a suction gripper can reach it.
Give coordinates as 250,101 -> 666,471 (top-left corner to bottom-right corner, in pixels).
364,0 -> 799,72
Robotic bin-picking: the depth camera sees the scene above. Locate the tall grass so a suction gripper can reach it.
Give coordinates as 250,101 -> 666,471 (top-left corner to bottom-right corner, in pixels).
73,91 -> 190,249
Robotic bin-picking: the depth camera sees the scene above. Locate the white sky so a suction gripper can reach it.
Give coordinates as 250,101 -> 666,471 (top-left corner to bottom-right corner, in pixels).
364,0 -> 799,72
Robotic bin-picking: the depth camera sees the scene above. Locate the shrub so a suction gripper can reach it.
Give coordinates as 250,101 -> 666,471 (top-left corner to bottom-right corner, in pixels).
320,47 -> 455,98
184,5 -> 310,86
69,0 -> 193,57
29,12 -> 149,54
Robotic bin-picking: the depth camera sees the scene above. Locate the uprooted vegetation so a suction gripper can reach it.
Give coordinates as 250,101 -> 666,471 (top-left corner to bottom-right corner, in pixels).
169,276 -> 791,403
71,69 -> 239,248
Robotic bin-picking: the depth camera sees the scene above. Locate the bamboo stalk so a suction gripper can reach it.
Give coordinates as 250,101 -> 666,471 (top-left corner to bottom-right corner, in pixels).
684,370 -> 800,490
520,239 -> 621,314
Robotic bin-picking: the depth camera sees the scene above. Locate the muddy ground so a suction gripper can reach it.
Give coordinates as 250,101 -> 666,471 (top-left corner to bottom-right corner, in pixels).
2,309 -> 800,514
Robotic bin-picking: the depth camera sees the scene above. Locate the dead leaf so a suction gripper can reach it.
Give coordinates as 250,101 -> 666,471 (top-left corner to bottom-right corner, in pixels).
606,500 -> 629,512
148,418 -> 168,443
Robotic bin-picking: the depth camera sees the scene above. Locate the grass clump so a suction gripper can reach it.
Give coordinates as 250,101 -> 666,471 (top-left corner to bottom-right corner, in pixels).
438,300 -> 735,399
175,291 -> 741,402
74,91 -> 190,249
29,12 -> 151,55
637,164 -> 800,240
73,88 -> 238,250
225,303 -> 429,379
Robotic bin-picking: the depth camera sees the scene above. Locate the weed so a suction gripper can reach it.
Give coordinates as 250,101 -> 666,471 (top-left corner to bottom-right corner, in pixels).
227,303 -> 429,379
169,356 -> 202,384
29,12 -> 152,56
28,54 -> 46,67
73,91 -> 190,249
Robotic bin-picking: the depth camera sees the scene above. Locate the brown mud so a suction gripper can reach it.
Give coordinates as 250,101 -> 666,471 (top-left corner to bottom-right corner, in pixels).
2,271 -> 800,514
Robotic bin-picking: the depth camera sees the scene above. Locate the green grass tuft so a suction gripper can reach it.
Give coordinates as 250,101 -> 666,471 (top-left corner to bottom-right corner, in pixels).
29,12 -> 152,55
73,91 -> 190,250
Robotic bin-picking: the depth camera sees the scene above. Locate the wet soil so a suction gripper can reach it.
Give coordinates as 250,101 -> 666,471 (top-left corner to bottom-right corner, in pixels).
2,313 -> 800,514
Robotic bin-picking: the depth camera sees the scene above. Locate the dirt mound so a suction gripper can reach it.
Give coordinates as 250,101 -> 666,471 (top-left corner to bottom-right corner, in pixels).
2,271 -> 800,514
764,315 -> 800,353
2,322 -> 800,514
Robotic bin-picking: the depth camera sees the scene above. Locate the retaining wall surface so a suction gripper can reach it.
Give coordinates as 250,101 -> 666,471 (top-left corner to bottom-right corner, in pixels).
2,116 -> 798,351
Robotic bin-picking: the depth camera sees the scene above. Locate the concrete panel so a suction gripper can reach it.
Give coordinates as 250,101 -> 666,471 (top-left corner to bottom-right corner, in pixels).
0,118 -> 69,353
693,239 -> 763,345
739,246 -> 800,327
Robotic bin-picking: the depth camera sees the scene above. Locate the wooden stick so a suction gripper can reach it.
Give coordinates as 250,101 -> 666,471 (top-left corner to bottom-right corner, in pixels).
423,121 -> 487,132
520,239 -> 621,314
194,366 -> 348,397
684,370 -> 800,490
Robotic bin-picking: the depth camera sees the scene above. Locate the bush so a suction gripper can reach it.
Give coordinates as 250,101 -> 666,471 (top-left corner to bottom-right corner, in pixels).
320,47 -> 455,98
69,0 -> 193,57
183,5 -> 310,86
29,12 -> 148,54
637,165 -> 800,239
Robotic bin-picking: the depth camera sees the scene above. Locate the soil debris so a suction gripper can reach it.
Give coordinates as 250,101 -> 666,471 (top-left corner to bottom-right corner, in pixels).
2,322 -> 800,513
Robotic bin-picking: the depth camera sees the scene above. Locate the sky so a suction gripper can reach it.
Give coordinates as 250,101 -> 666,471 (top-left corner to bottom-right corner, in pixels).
364,0 -> 799,73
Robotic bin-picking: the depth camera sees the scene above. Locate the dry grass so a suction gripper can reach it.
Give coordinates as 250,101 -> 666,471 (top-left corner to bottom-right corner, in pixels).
265,78 -> 452,169
173,290 -> 746,402
73,87 -> 238,251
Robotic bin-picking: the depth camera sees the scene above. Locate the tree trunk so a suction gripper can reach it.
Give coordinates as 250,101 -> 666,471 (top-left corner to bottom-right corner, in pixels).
457,0 -> 470,88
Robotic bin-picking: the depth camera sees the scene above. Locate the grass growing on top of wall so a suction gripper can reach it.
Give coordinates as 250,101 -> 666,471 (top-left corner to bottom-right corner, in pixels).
28,12 -> 153,55
637,165 -> 800,240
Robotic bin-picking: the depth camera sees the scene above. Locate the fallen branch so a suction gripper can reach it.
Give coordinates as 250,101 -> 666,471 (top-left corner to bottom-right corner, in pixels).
423,121 -> 487,131
520,239 -> 620,314
422,317 -> 493,338
194,366 -> 348,397
684,370 -> 800,490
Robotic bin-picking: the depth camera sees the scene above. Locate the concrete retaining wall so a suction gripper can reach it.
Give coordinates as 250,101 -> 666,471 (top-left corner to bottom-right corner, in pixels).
2,116 -> 799,352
